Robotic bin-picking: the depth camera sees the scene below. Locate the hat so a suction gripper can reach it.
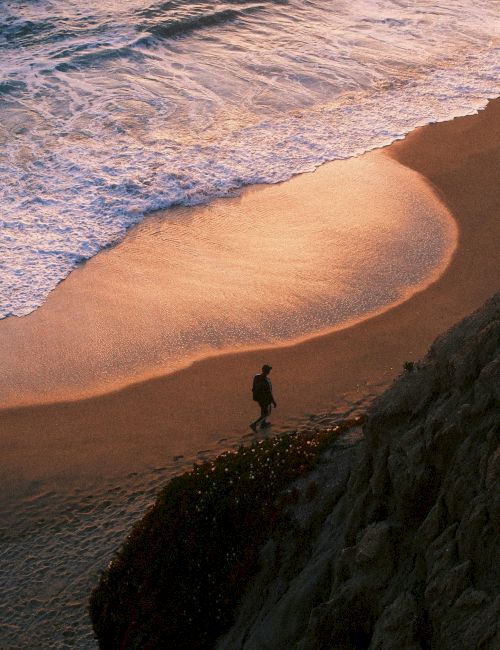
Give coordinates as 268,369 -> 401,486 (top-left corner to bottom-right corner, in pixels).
262,364 -> 272,372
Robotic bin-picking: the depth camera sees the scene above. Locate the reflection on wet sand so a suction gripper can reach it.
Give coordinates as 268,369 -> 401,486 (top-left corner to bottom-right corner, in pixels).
0,151 -> 456,407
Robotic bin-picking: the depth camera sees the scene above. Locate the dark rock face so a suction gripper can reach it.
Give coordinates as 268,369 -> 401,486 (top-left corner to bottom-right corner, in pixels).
217,294 -> 500,650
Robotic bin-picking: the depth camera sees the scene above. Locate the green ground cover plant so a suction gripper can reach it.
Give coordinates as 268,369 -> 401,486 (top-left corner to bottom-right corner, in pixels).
89,418 -> 361,649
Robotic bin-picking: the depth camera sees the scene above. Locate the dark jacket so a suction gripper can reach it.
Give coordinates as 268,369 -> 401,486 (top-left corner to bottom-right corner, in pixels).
252,373 -> 274,406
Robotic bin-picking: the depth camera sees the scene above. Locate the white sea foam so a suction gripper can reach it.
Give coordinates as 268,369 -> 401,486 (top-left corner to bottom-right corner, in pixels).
0,0 -> 498,317
0,4 -> 498,645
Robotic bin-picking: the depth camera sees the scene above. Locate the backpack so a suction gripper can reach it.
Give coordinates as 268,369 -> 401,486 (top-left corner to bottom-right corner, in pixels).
252,374 -> 267,402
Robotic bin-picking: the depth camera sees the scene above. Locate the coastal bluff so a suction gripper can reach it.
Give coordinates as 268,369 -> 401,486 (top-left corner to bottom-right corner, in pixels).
218,293 -> 500,650
90,293 -> 499,649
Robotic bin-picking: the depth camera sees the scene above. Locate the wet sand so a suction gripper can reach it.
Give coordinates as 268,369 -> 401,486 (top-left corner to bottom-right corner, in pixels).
1,99 -> 500,498
1,100 -> 499,647
0,152 -> 456,409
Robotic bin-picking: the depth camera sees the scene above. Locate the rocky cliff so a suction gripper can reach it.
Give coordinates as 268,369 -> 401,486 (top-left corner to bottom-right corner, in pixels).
90,294 -> 499,649
217,293 -> 500,649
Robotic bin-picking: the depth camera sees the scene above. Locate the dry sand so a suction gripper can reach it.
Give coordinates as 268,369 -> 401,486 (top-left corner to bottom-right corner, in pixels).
1,99 -> 499,496
1,100 -> 499,647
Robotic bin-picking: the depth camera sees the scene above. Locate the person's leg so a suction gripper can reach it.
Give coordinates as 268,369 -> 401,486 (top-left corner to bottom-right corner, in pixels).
260,403 -> 271,427
250,403 -> 269,431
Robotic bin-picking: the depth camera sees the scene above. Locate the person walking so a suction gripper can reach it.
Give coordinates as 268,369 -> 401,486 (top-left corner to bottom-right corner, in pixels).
250,364 -> 277,432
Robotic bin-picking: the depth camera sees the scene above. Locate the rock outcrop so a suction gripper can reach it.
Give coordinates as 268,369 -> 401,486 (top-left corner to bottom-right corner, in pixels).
217,294 -> 500,649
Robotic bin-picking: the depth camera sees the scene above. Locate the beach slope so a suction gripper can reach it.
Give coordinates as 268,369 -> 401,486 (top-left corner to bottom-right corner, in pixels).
1,99 -> 499,497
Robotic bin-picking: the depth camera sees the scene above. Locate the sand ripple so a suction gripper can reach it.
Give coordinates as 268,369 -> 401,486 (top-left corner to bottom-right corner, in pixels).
1,463 -> 193,648
0,397 -> 373,649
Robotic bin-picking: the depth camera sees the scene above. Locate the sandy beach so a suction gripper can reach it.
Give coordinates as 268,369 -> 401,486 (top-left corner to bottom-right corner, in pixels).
1,99 -> 499,493
0,99 -> 499,646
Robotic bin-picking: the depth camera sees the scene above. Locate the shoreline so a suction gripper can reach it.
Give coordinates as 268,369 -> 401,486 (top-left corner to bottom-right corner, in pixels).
1,98 -> 500,496
0,150 -> 456,409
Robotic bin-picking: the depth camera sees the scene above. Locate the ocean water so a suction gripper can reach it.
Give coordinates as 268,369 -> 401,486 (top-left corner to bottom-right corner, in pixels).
1,0 -> 498,318
0,3 -> 498,647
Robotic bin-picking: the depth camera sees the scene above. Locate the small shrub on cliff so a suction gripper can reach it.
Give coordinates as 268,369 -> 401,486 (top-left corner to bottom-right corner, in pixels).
89,418 -> 361,649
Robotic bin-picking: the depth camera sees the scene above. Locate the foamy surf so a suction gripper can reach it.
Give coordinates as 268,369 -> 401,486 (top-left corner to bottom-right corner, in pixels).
1,0 -> 498,317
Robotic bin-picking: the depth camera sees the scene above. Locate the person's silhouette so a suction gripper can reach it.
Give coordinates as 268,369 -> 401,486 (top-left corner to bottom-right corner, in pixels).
250,364 -> 277,432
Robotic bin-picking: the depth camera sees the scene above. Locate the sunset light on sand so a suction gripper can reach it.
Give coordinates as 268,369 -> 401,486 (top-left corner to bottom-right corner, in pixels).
1,1 -> 498,647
